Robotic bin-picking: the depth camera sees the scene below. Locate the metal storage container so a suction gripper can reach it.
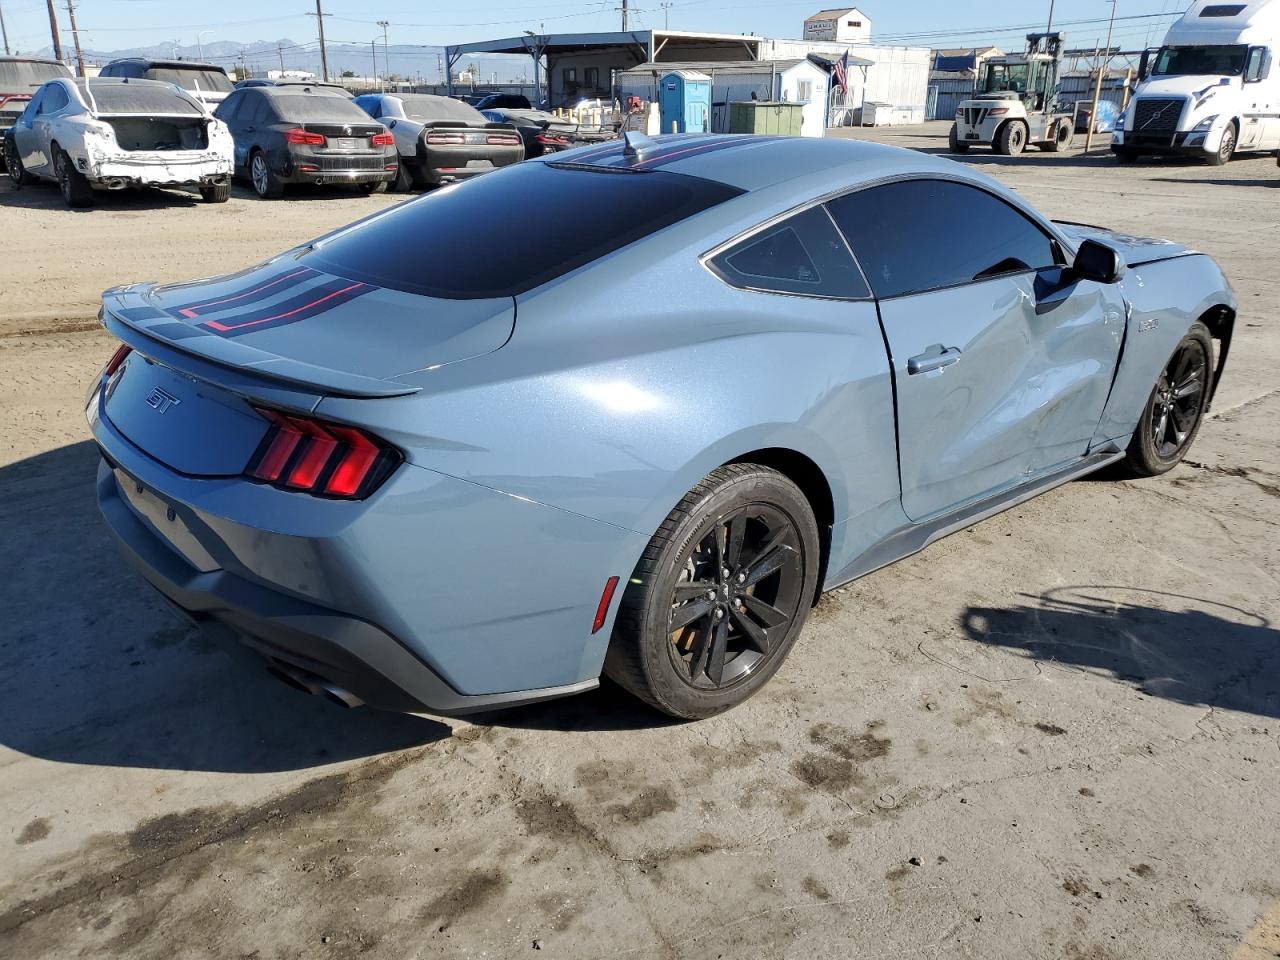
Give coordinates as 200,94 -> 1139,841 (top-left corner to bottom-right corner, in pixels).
727,101 -> 804,136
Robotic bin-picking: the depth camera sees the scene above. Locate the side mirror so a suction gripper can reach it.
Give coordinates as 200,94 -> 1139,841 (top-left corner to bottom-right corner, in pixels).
1073,238 -> 1126,284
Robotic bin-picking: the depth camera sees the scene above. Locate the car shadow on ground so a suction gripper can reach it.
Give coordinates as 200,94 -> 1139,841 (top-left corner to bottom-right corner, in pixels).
961,585 -> 1280,720
1149,177 -> 1280,188
0,441 -> 450,774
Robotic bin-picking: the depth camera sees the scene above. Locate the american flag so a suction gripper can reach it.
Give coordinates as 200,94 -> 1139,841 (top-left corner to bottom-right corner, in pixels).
833,50 -> 850,96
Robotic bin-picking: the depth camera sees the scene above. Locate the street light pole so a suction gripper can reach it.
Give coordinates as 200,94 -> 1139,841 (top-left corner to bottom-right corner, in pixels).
377,20 -> 390,90
196,30 -> 211,62
1084,0 -> 1118,154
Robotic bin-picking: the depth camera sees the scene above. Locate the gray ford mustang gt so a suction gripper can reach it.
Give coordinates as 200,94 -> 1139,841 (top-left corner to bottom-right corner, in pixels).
87,133 -> 1236,720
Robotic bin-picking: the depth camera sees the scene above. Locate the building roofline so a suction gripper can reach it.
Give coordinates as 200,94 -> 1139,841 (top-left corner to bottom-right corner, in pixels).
446,29 -> 765,58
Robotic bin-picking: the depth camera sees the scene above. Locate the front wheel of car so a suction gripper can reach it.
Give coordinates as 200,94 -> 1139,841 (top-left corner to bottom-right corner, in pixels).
1119,321 -> 1214,478
604,464 -> 820,720
4,138 -> 36,186
54,148 -> 93,208
1206,123 -> 1237,166
249,151 -> 284,199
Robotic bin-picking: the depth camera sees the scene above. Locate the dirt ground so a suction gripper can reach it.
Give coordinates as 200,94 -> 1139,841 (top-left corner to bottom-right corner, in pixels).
1,126 -> 1278,960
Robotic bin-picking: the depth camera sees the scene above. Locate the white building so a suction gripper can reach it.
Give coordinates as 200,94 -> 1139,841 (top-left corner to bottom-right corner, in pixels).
803,7 -> 873,43
764,38 -> 931,125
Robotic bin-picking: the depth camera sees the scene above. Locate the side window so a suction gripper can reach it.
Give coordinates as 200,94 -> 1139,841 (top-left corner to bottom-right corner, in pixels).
585,67 -> 600,88
244,93 -> 269,126
214,91 -> 241,123
827,179 -> 1060,299
564,67 -> 577,83
1245,46 -> 1268,82
40,84 -> 68,113
710,205 -> 871,299
21,89 -> 44,120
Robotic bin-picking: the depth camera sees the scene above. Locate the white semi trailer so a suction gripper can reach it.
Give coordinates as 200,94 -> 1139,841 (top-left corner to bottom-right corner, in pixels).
1114,0 -> 1280,164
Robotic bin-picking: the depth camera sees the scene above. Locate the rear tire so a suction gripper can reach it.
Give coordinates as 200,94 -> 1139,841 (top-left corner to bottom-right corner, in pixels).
249,151 -> 284,199
948,123 -> 970,154
55,148 -> 93,208
604,464 -> 820,720
1040,121 -> 1072,152
200,182 -> 231,203
362,180 -> 388,194
391,159 -> 414,192
1117,322 -> 1213,478
994,120 -> 1028,156
1206,123 -> 1236,166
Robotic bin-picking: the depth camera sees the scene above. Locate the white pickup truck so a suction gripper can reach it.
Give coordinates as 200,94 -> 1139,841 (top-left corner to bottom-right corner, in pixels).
3,76 -> 234,207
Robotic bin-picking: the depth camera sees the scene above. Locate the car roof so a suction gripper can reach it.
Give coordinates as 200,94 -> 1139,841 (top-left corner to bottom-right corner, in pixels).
104,57 -> 227,72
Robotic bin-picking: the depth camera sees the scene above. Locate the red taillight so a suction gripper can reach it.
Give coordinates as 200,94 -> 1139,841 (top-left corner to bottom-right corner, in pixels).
247,408 -> 400,500
284,128 -> 326,145
104,343 -> 132,377
426,132 -> 465,144
591,576 -> 621,634
371,131 -> 394,146
535,133 -> 569,145
486,134 -> 521,145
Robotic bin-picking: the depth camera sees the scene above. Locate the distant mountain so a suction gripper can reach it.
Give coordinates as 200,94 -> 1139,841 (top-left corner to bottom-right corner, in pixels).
25,37 -> 531,84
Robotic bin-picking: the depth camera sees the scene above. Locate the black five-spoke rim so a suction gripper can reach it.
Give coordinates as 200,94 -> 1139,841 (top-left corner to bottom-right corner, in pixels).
1151,339 -> 1207,459
667,504 -> 805,690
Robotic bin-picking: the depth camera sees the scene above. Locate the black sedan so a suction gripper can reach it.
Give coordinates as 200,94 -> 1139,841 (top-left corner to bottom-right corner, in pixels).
480,107 -> 579,158
213,85 -> 397,198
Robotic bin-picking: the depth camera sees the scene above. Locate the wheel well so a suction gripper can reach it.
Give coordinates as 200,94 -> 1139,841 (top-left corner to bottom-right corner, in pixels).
728,448 -> 834,602
1199,304 -> 1236,405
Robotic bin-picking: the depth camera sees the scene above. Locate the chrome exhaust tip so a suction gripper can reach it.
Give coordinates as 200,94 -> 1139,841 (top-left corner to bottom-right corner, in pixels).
266,662 -> 363,709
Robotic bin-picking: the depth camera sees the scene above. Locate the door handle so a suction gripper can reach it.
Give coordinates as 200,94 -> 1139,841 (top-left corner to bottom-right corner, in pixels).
907,345 -> 963,376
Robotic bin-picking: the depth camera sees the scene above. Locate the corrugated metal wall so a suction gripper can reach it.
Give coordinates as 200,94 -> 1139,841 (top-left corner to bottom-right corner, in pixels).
927,77 -> 974,120
926,75 -> 1131,121
1058,75 -> 1132,112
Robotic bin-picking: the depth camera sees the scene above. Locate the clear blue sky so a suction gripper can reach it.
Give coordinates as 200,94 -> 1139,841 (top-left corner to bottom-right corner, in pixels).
2,0 -> 1190,57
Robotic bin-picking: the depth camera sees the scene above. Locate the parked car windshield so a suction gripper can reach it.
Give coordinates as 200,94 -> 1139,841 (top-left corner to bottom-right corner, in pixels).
269,93 -> 374,122
79,81 -> 203,115
1153,45 -> 1247,77
398,95 -> 482,123
0,60 -> 69,88
304,162 -> 743,299
146,67 -> 234,92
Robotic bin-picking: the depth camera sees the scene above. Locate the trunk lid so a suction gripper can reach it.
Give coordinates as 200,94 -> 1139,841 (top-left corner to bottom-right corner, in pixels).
102,256 -> 516,399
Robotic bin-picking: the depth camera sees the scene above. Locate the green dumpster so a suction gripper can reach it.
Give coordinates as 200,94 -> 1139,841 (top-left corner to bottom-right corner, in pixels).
728,101 -> 805,136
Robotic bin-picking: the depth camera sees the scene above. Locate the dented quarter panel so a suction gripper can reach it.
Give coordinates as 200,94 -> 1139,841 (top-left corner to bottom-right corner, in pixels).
1092,253 -> 1237,446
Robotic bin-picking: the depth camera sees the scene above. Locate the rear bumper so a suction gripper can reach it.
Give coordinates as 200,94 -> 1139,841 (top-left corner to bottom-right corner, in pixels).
277,146 -> 399,185
87,154 -> 233,188
422,142 -> 523,183
96,458 -> 598,715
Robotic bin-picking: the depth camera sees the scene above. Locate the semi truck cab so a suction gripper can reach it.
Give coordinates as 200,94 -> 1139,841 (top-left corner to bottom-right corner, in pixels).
1114,0 -> 1280,165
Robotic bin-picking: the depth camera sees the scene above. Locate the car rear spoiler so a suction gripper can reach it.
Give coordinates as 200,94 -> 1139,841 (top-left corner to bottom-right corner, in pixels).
101,306 -> 422,400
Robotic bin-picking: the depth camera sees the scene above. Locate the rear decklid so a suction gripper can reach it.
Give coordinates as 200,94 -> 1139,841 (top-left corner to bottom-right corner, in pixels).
102,255 -> 516,399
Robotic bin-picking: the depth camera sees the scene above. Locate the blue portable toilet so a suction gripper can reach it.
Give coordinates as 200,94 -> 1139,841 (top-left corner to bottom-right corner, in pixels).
658,70 -> 711,134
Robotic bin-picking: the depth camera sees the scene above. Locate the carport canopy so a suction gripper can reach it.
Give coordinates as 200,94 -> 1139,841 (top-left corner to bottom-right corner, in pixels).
445,29 -> 767,105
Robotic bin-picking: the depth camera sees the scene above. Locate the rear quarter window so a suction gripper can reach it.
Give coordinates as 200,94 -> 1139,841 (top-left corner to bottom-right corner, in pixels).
709,206 -> 870,299
304,163 -> 744,299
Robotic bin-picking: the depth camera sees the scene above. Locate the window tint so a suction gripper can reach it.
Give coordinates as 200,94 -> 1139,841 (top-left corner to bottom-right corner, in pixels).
214,90 -> 242,122
397,94 -> 483,123
268,93 -> 372,122
40,83 -> 68,112
711,206 -> 870,299
304,163 -> 743,299
82,82 -> 201,115
827,179 -> 1059,299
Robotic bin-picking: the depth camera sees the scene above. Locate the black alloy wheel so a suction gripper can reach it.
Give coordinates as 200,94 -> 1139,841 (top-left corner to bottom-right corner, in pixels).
1120,321 -> 1213,477
666,504 -> 807,690
605,464 -> 820,720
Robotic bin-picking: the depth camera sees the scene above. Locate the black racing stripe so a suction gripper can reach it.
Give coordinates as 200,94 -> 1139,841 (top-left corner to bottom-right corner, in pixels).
171,267 -> 322,319
200,280 -> 374,338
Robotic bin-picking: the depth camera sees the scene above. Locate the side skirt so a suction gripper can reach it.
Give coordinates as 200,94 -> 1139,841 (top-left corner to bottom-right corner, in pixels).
825,446 -> 1126,592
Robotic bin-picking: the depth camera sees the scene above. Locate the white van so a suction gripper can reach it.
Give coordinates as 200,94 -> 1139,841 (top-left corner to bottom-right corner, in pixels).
1113,0 -> 1280,164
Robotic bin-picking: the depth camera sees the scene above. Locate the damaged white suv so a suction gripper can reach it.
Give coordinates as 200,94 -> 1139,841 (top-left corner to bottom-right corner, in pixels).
3,76 -> 233,208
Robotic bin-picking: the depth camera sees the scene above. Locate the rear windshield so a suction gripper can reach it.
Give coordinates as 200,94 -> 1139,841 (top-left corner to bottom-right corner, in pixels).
398,95 -> 482,123
304,163 -> 743,299
81,82 -> 202,114
0,60 -> 70,89
269,93 -> 372,122
144,67 -> 233,92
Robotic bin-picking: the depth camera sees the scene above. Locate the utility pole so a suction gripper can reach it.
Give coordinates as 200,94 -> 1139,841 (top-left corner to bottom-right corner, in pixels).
0,2 -> 11,56
1085,0 -> 1118,154
308,0 -> 330,82
64,0 -> 84,77
621,0 -> 628,31
661,1 -> 673,29
276,42 -> 285,76
44,0 -> 63,63
377,20 -> 389,89
1046,0 -> 1056,34
370,39 -> 378,91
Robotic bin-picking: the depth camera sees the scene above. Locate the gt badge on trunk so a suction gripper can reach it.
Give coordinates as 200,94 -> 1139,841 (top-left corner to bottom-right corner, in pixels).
144,386 -> 181,414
